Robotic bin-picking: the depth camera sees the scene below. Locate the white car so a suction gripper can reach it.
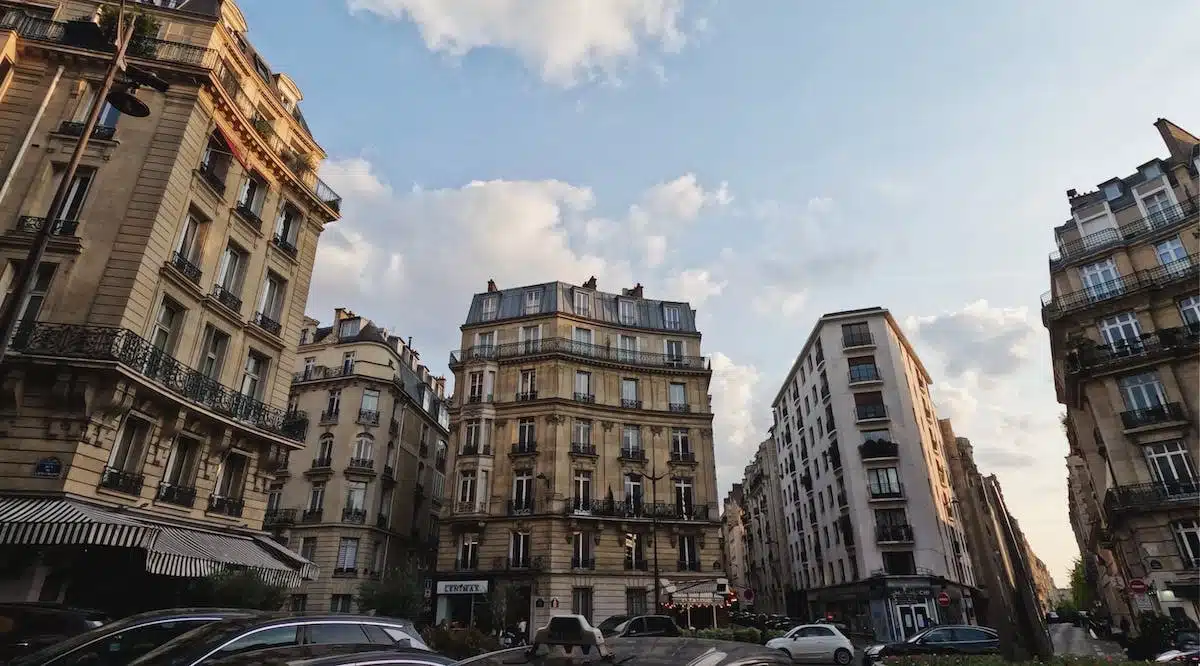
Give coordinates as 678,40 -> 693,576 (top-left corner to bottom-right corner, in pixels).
766,623 -> 856,664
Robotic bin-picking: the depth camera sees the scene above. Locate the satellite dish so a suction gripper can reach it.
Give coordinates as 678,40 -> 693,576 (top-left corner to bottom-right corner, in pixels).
106,86 -> 150,117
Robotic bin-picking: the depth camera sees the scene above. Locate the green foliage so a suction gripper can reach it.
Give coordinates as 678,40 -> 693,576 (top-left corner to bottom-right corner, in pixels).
184,569 -> 287,610
690,627 -> 784,644
420,626 -> 499,659
356,568 -> 425,619
96,5 -> 161,58
1069,556 -> 1094,611
880,657 -> 1153,666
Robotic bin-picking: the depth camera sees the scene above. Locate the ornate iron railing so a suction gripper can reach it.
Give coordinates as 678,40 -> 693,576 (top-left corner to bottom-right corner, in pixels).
11,322 -> 308,441
264,508 -> 297,527
253,311 -> 282,336
565,498 -> 714,521
450,337 -> 709,372
0,12 -> 215,67
207,494 -> 244,517
56,120 -> 116,140
16,215 -> 77,236
1049,197 -> 1198,267
1042,254 -> 1199,318
859,439 -> 899,459
1120,402 -> 1187,429
875,524 -> 914,543
1067,325 -> 1200,375
211,284 -> 242,313
272,234 -> 298,258
507,499 -> 534,516
156,483 -> 196,507
1104,481 -> 1199,516
169,251 -> 202,283
99,465 -> 142,495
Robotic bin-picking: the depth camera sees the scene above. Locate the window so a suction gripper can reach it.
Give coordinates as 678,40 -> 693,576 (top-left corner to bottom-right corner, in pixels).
848,356 -> 880,382
477,330 -> 495,350
289,594 -> 307,612
1145,441 -> 1195,485
617,334 -> 637,361
520,325 -> 541,352
300,537 -> 317,561
360,389 -> 379,415
1102,182 -> 1121,200
575,371 -> 592,398
458,534 -> 478,567
512,470 -> 534,509
458,470 -> 477,503
518,418 -> 536,447
621,378 -> 638,406
353,434 -> 374,460
198,325 -> 229,379
216,452 -> 247,499
237,171 -> 267,216
215,245 -> 246,304
573,290 -> 591,316
669,382 -> 686,408
1098,312 -> 1143,351
1,262 -> 55,323
1181,295 -> 1200,331
572,327 -> 593,348
108,416 -> 149,472
571,587 -> 594,623
1118,372 -> 1166,411
861,429 -> 891,444
619,299 -> 637,325
663,304 -> 681,330
258,272 -> 286,321
308,482 -> 325,510
841,322 -> 872,347
622,425 -> 642,453
867,467 -> 902,497
1079,258 -> 1123,301
1156,237 -> 1190,274
240,352 -> 269,399
308,623 -> 372,646
481,295 -> 498,321
340,318 -> 360,338
341,351 -> 356,374
330,595 -> 353,613
468,372 -> 484,401
524,289 -> 541,314
626,588 -> 648,616
678,535 -> 698,567
573,470 -> 593,505
1174,519 -> 1200,567
573,419 -> 592,446
464,420 -> 482,453
1142,189 -> 1178,227
199,132 -> 232,186
674,478 -> 693,513
47,166 -> 95,222
345,481 -> 367,511
665,340 -> 684,362
150,298 -> 182,352
573,532 -> 593,567
624,474 -> 643,505
854,391 -> 887,420
176,211 -> 206,263
520,369 -> 537,395
625,532 -> 645,567
337,537 -> 359,571
274,203 -> 301,247
164,437 -> 200,488
510,532 -> 531,567
326,389 -> 342,417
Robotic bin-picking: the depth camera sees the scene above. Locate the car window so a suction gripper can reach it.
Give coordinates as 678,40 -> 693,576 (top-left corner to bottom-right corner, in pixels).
52,620 -> 212,666
216,626 -> 299,655
19,610 -> 82,636
921,628 -> 955,644
952,627 -> 996,642
644,617 -> 676,635
379,626 -> 420,646
805,626 -> 835,637
611,621 -> 629,635
307,622 -> 373,645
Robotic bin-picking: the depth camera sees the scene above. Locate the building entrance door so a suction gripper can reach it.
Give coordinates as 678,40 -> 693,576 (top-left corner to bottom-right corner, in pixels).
895,603 -> 930,639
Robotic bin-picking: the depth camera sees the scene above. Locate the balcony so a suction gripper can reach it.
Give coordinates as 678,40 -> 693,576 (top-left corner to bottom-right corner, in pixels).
868,486 -> 905,501
624,558 -> 649,571
843,332 -> 875,349
319,410 -> 339,424
619,447 -> 647,462
272,233 -> 298,258
55,120 -> 116,141
455,501 -> 487,515
466,393 -> 491,405
0,12 -> 216,67
333,567 -> 358,578
156,483 -> 196,508
566,498 -> 714,521
1068,325 -> 1200,376
168,251 -> 202,283
570,443 -> 597,456
669,403 -> 691,413
875,524 -> 915,543
207,495 -> 244,518
677,560 -> 702,572
295,365 -> 363,384
516,391 -> 539,401
264,508 -> 297,527
572,557 -> 596,570
1042,254 -> 1199,320
233,202 -> 264,231
357,409 -> 380,426
855,404 -> 888,422
848,366 -> 882,385
301,508 -> 323,523
573,392 -> 595,404
1049,197 -> 1199,269
12,324 -> 307,441
859,439 -> 900,460
455,557 -> 479,571
252,311 -> 282,337
449,337 -> 709,372
16,215 -> 78,236
310,456 -> 332,470
98,466 -> 143,495
495,556 -> 544,572
508,499 -> 534,516
1121,402 -> 1188,430
342,507 -> 367,524
1104,480 -> 1200,517
211,284 -> 242,313
621,398 -> 643,409
346,458 -> 376,474
670,450 -> 697,464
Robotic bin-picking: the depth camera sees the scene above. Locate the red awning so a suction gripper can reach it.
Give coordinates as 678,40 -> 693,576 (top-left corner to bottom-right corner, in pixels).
213,124 -> 248,169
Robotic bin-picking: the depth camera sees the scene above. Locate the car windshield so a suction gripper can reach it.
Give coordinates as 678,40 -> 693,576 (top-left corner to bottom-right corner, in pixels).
11,613 -> 202,666
905,629 -> 932,644
128,618 -> 264,666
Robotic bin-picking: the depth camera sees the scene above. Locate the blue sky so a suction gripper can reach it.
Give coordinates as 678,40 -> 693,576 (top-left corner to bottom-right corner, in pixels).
239,0 -> 1200,583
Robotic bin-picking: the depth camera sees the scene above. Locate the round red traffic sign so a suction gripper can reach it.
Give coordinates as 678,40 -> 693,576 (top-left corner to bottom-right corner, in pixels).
1128,579 -> 1148,594
937,592 -> 951,607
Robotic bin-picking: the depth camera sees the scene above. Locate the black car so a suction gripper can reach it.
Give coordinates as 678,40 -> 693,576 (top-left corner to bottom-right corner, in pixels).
863,625 -> 999,663
0,602 -> 112,662
202,647 -> 458,666
457,636 -> 792,665
8,608 -> 259,666
595,615 -> 628,637
128,614 -> 431,666
603,615 -> 683,639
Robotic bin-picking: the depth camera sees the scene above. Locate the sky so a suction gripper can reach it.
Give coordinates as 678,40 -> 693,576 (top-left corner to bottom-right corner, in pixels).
237,0 -> 1200,584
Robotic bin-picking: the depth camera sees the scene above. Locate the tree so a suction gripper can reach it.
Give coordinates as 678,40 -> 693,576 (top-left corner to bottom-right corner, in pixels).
185,569 -> 288,610
358,568 -> 425,619
97,5 -> 161,59
1069,556 -> 1094,611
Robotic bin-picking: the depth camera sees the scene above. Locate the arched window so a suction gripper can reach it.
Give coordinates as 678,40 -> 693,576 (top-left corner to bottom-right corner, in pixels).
354,433 -> 374,460
317,434 -> 334,462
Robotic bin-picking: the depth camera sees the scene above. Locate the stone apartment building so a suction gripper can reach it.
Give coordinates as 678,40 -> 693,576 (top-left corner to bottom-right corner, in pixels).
435,278 -> 726,632
0,0 -> 340,611
720,483 -> 748,600
265,308 -> 450,613
1042,118 -> 1199,625
739,434 -> 790,615
770,308 -> 976,641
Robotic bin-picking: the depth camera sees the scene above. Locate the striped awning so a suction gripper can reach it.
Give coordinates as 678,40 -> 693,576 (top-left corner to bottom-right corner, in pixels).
254,534 -> 319,582
0,497 -> 156,548
144,526 -> 303,588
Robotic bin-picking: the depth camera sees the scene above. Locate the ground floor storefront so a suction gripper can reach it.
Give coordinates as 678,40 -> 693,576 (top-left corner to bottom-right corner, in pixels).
0,495 -> 314,614
803,574 -> 978,643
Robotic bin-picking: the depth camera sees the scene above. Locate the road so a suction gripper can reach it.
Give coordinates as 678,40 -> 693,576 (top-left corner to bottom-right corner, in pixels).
1050,622 -> 1126,658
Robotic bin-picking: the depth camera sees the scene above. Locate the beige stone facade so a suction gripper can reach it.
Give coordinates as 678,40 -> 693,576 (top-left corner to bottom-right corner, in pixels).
1043,118 -> 1199,625
0,0 -> 339,611
739,435 -> 790,614
268,308 -> 449,613
434,279 -> 724,632
720,483 -> 748,599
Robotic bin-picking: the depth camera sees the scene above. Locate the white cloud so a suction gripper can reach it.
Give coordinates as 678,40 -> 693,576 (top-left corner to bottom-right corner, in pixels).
345,0 -> 691,87
905,300 -> 1040,378
751,285 -> 808,318
643,235 -> 667,267
662,268 -> 725,307
709,352 -> 764,492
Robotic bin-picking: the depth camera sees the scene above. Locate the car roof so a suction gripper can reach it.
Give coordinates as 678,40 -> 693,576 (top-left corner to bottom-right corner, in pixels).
203,647 -> 455,666
288,649 -> 458,666
0,602 -> 111,617
460,637 -> 792,665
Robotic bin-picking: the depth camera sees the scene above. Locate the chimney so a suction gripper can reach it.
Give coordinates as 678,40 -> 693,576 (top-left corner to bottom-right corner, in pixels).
486,279 -> 498,293
334,307 -> 351,321
1066,188 -> 1078,199
583,276 -> 597,290
435,376 -> 446,398
631,282 -> 643,298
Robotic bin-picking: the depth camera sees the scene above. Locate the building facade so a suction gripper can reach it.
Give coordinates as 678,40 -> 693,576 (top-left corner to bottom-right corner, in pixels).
720,483 -> 748,600
0,0 -> 340,612
770,308 -> 975,641
435,279 -> 725,632
741,435 -> 790,615
266,308 -> 449,613
1042,118 -> 1199,625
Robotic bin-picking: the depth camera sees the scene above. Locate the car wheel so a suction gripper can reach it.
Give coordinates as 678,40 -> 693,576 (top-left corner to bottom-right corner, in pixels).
834,648 -> 853,665
779,648 -> 795,662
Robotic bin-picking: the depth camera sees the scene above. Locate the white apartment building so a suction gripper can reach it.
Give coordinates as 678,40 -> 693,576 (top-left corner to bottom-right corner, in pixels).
771,307 -> 976,642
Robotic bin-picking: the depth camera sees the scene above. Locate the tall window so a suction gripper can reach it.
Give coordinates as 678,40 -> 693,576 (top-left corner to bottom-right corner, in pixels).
326,389 -> 342,417
274,203 -> 301,248
848,356 -> 881,382
674,477 -> 693,513
619,299 -> 637,325
477,331 -> 495,351
164,437 -> 200,488
240,352 -> 268,399
458,534 -> 478,567
198,325 -> 229,379
345,481 -> 367,511
216,453 -> 247,499
520,325 -> 541,352
1098,312 -> 1142,351
512,470 -> 534,510
480,295 -> 498,321
573,420 -> 592,446
1118,372 -> 1166,411
517,418 -> 536,447
625,533 -> 645,567
621,378 -> 638,406
626,589 -> 647,616
573,290 -> 591,316
464,420 -> 482,453
216,244 -> 246,295
259,273 -> 286,321
108,416 -> 149,472
48,166 -> 95,222
1145,441 -> 1196,486
678,535 -> 698,567
1180,295 -> 1200,331
1173,520 -> 1200,567
669,382 -> 686,408
671,428 -> 691,454
624,474 -> 643,506
336,538 -> 359,571
571,587 -> 593,623
353,434 -> 374,460
572,327 -> 593,347
617,334 -> 637,361
573,532 -> 594,568
519,369 -> 537,395
524,289 -> 541,315
3,262 -> 56,323
573,470 -> 592,506
361,390 -> 379,416
663,304 -> 681,330
510,532 -> 531,567
342,351 -> 356,373
665,340 -> 684,362
237,171 -> 267,216
200,132 -> 230,184
458,470 -> 477,504
308,481 -> 325,510
1142,188 -> 1176,226
150,298 -> 182,352
1079,258 -> 1123,301
867,467 -> 902,497
176,211 -> 206,263
468,372 -> 484,401
574,371 -> 592,399
841,322 -> 872,347
1156,237 -> 1189,272
622,425 -> 641,453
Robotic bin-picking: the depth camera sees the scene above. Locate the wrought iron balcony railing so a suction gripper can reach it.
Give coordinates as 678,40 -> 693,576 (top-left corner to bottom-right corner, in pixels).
677,560 -> 702,572
264,508 -> 297,527
1042,255 -> 1199,319
450,337 -> 709,371
848,366 -> 882,384
357,409 -> 380,426
56,120 -> 116,141
566,498 -> 714,521
507,499 -> 534,516
1049,197 -> 1199,268
1068,325 -> 1200,375
455,557 -> 478,571
670,450 -> 697,463
197,162 -> 226,193
347,457 -> 375,472
573,392 -> 595,403
233,202 -> 264,231
342,507 -> 367,524
272,234 -> 298,257
253,311 -> 282,336
875,524 -> 915,543
856,404 -> 888,421
669,402 -> 691,413
169,251 -> 202,283
156,483 -> 196,507
516,391 -> 538,401
16,215 -> 77,236
619,447 -> 646,461
1120,402 -> 1188,429
207,495 -> 244,518
1104,480 -> 1200,517
859,439 -> 900,460
301,508 -> 323,523
311,456 -> 332,469
11,322 -> 306,441
868,485 -> 905,500
621,398 -> 643,409
572,557 -> 596,570
624,558 -> 649,571
0,12 -> 215,67
211,284 -> 242,313
570,443 -> 597,456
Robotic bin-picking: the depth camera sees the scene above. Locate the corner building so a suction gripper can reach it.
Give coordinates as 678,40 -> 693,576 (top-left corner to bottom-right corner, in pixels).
1042,118 -> 1199,624
436,279 -> 725,631
771,308 -> 976,641
0,0 -> 341,611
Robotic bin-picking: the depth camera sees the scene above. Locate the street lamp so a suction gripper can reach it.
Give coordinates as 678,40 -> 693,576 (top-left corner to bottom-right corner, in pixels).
646,460 -> 668,611
0,0 -> 167,363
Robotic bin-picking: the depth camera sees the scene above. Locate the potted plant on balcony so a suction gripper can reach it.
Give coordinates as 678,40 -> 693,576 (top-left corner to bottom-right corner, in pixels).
97,5 -> 160,59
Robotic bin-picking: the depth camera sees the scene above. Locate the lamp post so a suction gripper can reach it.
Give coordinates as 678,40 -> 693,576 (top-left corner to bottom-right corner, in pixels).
0,1 -> 137,363
647,460 -> 668,611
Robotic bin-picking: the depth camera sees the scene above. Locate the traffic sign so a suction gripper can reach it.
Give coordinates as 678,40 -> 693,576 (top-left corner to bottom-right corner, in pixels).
1128,579 -> 1148,594
936,592 -> 951,607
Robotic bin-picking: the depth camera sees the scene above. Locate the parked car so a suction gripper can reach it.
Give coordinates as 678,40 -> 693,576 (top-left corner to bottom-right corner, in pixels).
128,614 -> 431,666
1046,611 -> 1061,624
0,602 -> 112,662
595,615 -> 629,637
603,615 -> 683,639
766,623 -> 855,664
863,625 -> 999,664
8,608 -> 258,666
202,646 -> 459,666
457,637 -> 791,665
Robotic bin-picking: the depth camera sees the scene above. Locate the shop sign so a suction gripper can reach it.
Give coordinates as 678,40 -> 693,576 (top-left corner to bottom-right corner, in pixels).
436,580 -> 488,595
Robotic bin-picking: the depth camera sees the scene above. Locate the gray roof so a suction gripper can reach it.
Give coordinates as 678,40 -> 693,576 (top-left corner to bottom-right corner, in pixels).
462,281 -> 701,334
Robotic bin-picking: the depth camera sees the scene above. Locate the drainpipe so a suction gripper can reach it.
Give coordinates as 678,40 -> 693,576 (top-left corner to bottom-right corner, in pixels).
0,65 -> 64,207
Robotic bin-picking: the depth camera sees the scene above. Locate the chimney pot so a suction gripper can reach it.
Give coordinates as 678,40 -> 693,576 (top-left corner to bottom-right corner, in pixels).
486,279 -> 497,293
1066,188 -> 1078,198
583,276 -> 597,289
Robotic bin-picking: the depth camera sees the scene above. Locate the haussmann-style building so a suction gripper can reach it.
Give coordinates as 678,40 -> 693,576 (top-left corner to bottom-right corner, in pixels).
435,278 -> 727,632
0,0 -> 342,612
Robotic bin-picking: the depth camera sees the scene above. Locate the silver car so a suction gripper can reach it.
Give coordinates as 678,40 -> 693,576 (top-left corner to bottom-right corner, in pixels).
765,623 -> 856,664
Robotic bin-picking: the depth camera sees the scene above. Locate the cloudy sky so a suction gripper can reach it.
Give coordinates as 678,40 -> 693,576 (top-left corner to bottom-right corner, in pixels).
241,0 -> 1200,583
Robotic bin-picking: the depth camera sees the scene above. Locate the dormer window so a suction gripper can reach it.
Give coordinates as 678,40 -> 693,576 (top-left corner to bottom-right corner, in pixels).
481,295 -> 498,321
618,299 -> 637,326
1103,183 -> 1121,201
573,290 -> 591,317
339,318 -> 360,338
1141,163 -> 1163,180
663,304 -> 681,330
524,289 -> 541,315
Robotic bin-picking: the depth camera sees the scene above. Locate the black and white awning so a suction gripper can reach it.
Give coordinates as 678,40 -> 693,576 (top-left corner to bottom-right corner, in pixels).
144,526 -> 304,588
0,497 -> 156,548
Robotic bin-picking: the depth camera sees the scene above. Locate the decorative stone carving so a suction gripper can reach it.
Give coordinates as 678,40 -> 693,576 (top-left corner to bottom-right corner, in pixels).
700,428 -> 713,440
495,419 -> 508,428
649,426 -> 663,436
0,368 -> 24,411
601,421 -> 614,432
546,414 -> 563,425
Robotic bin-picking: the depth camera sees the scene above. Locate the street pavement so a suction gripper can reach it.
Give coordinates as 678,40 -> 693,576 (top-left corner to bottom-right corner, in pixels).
1050,622 -> 1126,658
